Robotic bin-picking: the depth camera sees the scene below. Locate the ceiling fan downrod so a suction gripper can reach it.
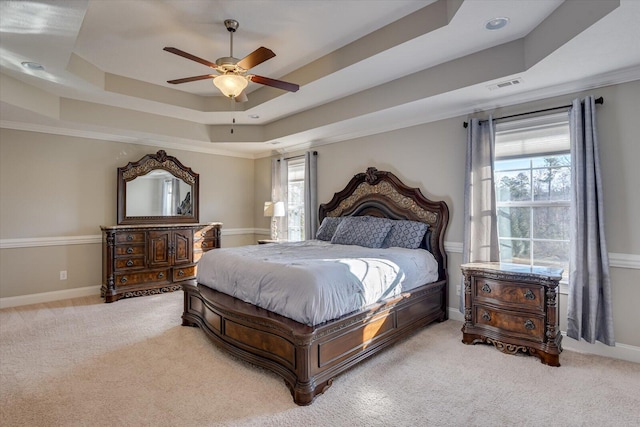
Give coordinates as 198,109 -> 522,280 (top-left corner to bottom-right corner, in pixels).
224,19 -> 239,58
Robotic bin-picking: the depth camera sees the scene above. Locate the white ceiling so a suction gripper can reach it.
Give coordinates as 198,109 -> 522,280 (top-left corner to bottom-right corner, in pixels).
1,0 -> 639,158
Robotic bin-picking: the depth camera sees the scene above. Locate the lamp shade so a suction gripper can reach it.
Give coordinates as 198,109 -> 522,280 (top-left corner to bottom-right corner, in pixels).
213,74 -> 248,98
273,201 -> 285,217
263,201 -> 274,217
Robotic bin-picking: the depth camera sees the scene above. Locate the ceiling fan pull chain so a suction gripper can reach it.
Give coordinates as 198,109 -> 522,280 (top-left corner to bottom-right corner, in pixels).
230,97 -> 235,134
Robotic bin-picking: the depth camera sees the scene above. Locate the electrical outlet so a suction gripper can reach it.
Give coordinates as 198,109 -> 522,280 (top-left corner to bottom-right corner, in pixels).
59,270 -> 67,280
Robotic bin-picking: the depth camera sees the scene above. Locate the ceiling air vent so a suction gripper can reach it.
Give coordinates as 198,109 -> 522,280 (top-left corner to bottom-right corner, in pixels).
488,77 -> 523,91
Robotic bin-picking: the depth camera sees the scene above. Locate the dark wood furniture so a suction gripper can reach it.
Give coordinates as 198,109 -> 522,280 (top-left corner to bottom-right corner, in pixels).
257,239 -> 280,244
101,223 -> 221,302
461,262 -> 563,366
182,167 -> 449,405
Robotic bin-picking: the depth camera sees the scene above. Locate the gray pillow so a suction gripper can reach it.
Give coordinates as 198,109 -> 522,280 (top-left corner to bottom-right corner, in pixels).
331,216 -> 392,248
316,217 -> 343,241
382,219 -> 429,249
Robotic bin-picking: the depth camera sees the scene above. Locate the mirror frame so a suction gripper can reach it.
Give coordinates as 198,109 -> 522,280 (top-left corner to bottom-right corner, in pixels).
117,150 -> 199,225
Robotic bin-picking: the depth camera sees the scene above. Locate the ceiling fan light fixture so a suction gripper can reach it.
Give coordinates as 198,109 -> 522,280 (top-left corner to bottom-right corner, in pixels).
213,74 -> 248,98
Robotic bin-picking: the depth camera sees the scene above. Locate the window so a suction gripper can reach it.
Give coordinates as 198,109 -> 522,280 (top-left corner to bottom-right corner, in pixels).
494,113 -> 571,283
287,158 -> 305,241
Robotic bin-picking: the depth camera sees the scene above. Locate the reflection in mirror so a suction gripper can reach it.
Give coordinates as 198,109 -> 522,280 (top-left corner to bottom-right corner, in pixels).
126,170 -> 192,217
117,150 -> 199,225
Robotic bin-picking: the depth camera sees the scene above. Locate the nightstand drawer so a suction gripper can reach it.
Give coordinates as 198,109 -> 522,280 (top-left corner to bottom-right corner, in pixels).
474,305 -> 545,342
473,278 -> 544,311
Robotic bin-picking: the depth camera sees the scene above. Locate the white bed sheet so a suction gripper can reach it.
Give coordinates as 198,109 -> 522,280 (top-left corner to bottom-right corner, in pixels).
196,240 -> 439,326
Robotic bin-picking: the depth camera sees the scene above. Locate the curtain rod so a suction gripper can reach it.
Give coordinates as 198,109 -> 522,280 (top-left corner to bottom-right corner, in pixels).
277,151 -> 317,162
462,96 -> 603,128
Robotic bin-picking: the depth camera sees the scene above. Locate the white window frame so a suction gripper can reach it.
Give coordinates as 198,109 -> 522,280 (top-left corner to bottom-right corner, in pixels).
494,113 -> 571,291
287,158 -> 305,241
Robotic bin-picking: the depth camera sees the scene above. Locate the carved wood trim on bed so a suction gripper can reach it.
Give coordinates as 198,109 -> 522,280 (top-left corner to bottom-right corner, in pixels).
319,167 -> 449,283
182,167 -> 449,405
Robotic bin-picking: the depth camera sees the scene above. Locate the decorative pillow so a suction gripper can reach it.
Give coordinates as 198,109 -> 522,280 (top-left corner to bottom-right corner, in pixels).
382,220 -> 429,249
331,216 -> 393,248
316,217 -> 344,241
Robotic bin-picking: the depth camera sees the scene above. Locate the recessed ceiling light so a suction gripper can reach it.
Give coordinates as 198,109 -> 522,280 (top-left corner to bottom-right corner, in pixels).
21,61 -> 45,71
249,114 -> 260,119
485,17 -> 509,31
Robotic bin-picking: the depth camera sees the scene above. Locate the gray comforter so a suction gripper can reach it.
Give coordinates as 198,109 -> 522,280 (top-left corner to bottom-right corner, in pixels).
196,240 -> 439,326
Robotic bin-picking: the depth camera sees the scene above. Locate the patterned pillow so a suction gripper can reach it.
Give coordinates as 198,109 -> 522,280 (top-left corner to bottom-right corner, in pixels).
316,217 -> 344,241
331,216 -> 393,248
382,220 -> 429,249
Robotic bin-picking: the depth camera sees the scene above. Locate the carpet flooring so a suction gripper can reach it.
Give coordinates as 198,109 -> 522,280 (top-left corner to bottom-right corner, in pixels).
1,291 -> 638,426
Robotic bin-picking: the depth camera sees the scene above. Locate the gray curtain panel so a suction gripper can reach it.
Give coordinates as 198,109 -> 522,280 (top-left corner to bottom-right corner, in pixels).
460,117 -> 500,312
567,96 -> 615,346
271,157 -> 288,240
304,151 -> 318,240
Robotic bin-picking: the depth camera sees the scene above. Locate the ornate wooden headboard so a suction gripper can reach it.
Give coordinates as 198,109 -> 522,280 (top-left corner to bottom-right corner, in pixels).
319,167 -> 449,282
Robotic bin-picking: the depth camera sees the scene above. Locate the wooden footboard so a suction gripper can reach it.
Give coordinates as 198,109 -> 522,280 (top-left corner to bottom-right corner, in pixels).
182,279 -> 446,405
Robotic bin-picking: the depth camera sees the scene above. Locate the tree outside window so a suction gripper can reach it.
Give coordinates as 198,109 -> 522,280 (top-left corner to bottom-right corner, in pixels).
494,116 -> 571,283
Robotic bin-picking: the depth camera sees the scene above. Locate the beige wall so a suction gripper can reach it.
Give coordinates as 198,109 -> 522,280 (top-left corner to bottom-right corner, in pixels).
1,80 -> 638,349
0,130 -> 255,297
256,80 -> 639,347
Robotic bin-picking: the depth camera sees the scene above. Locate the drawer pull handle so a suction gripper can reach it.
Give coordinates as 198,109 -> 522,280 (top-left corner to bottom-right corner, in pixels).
126,247 -> 134,254
127,234 -> 133,241
126,260 -> 134,267
201,242 -> 207,248
524,289 -> 535,300
201,232 -> 207,237
481,284 -> 491,293
158,272 -> 165,279
481,311 -> 491,321
178,270 -> 184,277
524,320 -> 535,330
120,277 -> 127,283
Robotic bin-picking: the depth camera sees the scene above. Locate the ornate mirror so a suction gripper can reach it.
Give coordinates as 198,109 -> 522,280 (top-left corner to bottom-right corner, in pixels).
117,150 -> 199,224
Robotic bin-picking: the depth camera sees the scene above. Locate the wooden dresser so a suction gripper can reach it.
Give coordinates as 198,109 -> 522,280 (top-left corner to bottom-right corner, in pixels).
101,223 -> 221,302
461,262 -> 563,366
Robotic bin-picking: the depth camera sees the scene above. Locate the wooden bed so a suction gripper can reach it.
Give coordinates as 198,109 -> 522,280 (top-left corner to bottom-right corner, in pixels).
181,167 -> 449,405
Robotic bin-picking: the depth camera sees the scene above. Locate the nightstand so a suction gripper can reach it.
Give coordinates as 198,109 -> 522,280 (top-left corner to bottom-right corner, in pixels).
461,262 -> 563,366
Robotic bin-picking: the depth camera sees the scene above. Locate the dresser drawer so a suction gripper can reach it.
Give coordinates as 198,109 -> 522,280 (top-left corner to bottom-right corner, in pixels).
195,226 -> 219,240
194,238 -> 216,251
115,232 -> 145,244
173,265 -> 196,281
473,278 -> 544,311
115,269 -> 170,287
115,245 -> 145,256
474,305 -> 545,342
114,257 -> 145,270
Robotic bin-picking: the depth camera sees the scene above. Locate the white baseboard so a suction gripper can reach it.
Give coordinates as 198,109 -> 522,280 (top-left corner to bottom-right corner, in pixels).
447,306 -> 639,364
0,285 -> 101,309
560,333 -> 640,364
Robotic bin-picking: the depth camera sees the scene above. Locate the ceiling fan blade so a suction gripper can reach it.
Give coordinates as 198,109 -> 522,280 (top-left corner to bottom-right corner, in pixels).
163,47 -> 219,69
237,47 -> 275,70
234,91 -> 248,103
167,74 -> 216,84
249,75 -> 299,92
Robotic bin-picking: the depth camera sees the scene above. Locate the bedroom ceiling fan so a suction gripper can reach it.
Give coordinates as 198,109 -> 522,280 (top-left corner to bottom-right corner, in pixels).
163,19 -> 299,102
